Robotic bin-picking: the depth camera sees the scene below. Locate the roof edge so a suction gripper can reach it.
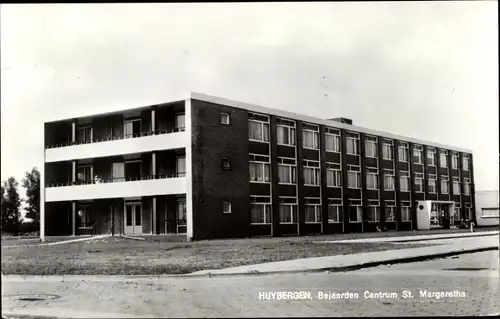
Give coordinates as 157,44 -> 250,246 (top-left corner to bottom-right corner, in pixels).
190,92 -> 473,153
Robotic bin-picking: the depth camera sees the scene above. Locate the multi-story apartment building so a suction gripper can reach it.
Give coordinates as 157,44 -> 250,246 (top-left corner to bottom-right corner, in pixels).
41,93 -> 476,241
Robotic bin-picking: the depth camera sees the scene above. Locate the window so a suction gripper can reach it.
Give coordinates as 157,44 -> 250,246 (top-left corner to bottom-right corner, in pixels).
77,126 -> 93,143
382,142 -> 393,160
385,201 -> 396,222
463,155 -> 470,171
398,143 -> 409,162
452,177 -> 460,195
303,129 -> 319,149
463,178 -> 471,195
77,165 -> 92,183
277,158 -> 297,184
481,208 -> 499,218
384,169 -> 395,191
77,205 -> 92,225
349,203 -> 363,223
440,176 -> 449,194
347,165 -> 361,189
427,149 -> 436,166
440,151 -> 448,168
413,145 -> 423,164
222,202 -> 231,214
365,138 -> 377,158
279,202 -> 298,224
366,167 -> 378,190
465,202 -> 472,219
277,125 -> 296,146
250,162 -> 271,183
250,202 -> 271,224
428,174 -> 437,193
303,160 -> 320,186
175,114 -> 185,132
346,136 -> 359,155
305,199 -> 322,224
326,163 -> 341,187
221,113 -> 230,125
221,158 -> 231,170
401,201 -> 411,222
452,153 -> 459,169
366,201 -> 380,222
414,172 -> 424,192
325,128 -> 340,152
399,171 -> 410,192
328,200 -> 343,223
176,156 -> 186,177
454,203 -> 461,221
249,119 -> 270,142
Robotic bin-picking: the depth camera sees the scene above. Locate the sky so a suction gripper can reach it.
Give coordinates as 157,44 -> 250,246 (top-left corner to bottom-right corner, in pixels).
1,2 -> 498,202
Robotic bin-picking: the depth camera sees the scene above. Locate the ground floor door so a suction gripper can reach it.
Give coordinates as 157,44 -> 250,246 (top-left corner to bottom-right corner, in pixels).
176,200 -> 187,234
124,202 -> 142,235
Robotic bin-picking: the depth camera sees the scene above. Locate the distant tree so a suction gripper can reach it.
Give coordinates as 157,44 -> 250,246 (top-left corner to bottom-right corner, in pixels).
22,167 -> 40,227
1,177 -> 22,234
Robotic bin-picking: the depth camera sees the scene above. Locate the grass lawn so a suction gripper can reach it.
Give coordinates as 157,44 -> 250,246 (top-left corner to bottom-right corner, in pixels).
1,236 -> 437,275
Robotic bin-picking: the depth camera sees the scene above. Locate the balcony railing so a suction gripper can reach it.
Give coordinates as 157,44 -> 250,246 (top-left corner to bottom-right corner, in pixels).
46,127 -> 186,149
46,173 -> 185,188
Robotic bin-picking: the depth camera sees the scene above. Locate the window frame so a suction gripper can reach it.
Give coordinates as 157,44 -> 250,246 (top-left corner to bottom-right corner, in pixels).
248,118 -> 270,143
175,113 -> 186,132
365,139 -> 378,158
325,132 -> 341,153
349,204 -> 363,223
221,157 -> 231,170
303,160 -> 321,187
440,151 -> 448,168
452,177 -> 460,195
385,201 -> 396,222
346,136 -> 359,155
277,157 -> 297,185
366,201 -> 380,222
413,145 -> 423,165
382,142 -> 393,160
383,169 -> 395,191
414,172 -> 424,193
326,162 -> 342,188
399,170 -> 410,192
440,176 -> 449,194
463,155 -> 470,171
451,153 -> 459,169
277,124 -> 296,146
302,128 -> 319,150
401,201 -> 411,222
220,113 -> 230,125
249,155 -> 271,183
366,167 -> 379,190
463,178 -> 471,195
328,202 -> 343,224
427,149 -> 436,167
398,143 -> 409,162
222,201 -> 232,214
304,201 -> 322,224
428,174 -> 437,193
347,165 -> 361,189
278,201 -> 298,224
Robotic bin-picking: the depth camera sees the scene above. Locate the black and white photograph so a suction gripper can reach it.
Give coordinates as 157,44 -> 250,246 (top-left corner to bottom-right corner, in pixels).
1,1 -> 499,318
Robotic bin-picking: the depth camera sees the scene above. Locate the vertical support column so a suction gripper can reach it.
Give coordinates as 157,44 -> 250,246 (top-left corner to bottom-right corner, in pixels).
72,201 -> 76,236
469,154 -> 476,224
72,161 -> 76,184
185,98 -> 194,241
151,152 -> 156,178
359,133 -> 367,233
394,141 -> 401,230
151,108 -> 156,133
408,142 -> 417,230
319,125 -> 328,234
340,129 -> 350,233
152,197 -> 157,235
40,124 -> 46,242
296,121 -> 305,236
269,116 -> 279,237
377,136 -> 386,229
71,120 -> 76,143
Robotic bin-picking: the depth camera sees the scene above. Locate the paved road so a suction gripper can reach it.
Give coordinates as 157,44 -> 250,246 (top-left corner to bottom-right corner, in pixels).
2,251 -> 499,317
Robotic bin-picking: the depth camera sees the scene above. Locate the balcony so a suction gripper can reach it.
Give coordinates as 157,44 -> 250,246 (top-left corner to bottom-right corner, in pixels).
45,174 -> 186,202
45,129 -> 188,163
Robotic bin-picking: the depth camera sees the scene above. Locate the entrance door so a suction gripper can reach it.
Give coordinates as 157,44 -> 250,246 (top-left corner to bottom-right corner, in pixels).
124,203 -> 142,235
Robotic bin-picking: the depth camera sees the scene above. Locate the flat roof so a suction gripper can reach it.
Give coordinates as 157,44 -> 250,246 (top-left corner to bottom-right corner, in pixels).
191,92 -> 472,153
45,91 -> 472,153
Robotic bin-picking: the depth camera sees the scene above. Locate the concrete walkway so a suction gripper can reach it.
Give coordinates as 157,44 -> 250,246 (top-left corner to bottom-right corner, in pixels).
316,230 -> 499,244
191,234 -> 499,277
